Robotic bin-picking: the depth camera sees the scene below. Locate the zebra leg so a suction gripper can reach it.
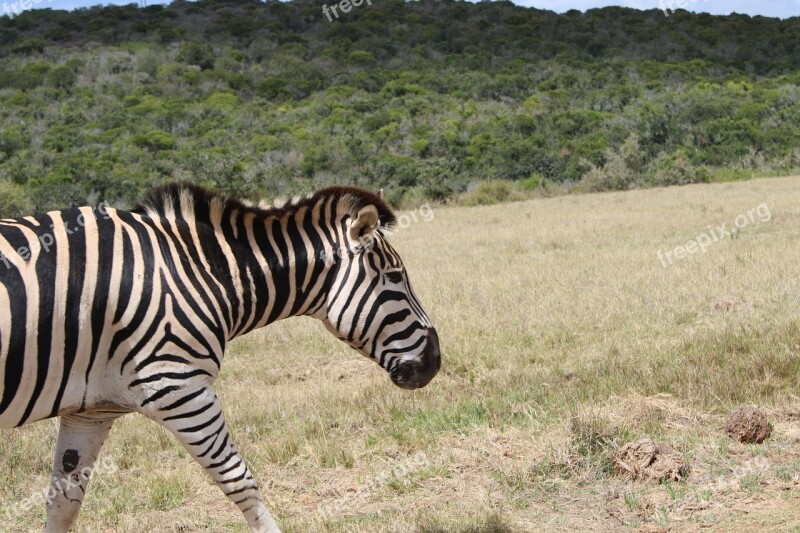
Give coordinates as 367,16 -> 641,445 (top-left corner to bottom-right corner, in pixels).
148,386 -> 280,533
45,413 -> 118,533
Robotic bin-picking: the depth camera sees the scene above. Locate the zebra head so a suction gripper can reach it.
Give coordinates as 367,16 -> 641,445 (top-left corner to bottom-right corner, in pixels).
321,197 -> 440,390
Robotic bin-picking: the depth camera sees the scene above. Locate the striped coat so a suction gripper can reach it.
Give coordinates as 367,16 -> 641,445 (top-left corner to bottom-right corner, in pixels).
0,183 -> 440,532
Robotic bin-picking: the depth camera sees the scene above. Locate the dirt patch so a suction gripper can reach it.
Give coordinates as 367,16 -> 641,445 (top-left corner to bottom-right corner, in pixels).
726,406 -> 773,444
614,439 -> 688,482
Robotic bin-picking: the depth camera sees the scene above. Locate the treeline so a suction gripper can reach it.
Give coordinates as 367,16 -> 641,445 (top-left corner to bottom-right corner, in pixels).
0,0 -> 799,212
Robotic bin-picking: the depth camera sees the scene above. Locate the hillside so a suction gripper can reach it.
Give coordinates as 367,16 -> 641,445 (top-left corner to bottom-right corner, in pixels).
0,0 -> 799,212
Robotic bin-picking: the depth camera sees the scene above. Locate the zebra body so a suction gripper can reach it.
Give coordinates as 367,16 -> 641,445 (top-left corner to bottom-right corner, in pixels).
0,184 -> 440,532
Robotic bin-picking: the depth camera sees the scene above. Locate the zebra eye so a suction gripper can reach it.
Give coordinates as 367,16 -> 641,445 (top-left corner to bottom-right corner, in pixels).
385,271 -> 403,284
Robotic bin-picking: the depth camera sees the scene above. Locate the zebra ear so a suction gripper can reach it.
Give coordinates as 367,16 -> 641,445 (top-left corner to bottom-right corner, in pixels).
349,205 -> 380,242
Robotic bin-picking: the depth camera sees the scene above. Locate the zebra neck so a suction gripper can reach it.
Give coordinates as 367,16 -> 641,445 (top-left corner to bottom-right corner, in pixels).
223,206 -> 339,339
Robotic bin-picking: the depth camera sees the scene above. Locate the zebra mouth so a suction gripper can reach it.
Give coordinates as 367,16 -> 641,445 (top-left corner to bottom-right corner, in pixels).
388,328 -> 440,390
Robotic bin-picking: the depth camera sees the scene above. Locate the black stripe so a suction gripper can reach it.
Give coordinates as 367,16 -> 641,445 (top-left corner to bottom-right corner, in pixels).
109,216 -> 156,360
226,485 -> 256,497
286,216 -> 310,316
381,334 -> 426,358
0,260 -> 26,419
301,215 -> 328,301
347,275 -> 381,341
134,353 -> 192,373
162,401 -> 214,422
129,369 -> 211,387
169,299 -> 221,369
51,209 -> 87,418
218,458 -> 242,475
334,256 -> 368,331
374,309 -> 412,364
209,209 -> 244,332
264,218 -> 290,324
328,255 -> 354,308
0,224 -> 33,263
113,226 -> 135,325
19,214 -> 57,426
210,432 -> 229,459
140,385 -> 181,407
118,288 -> 167,372
178,410 -> 222,433
209,450 -> 237,469
383,321 -> 424,346
242,217 -> 271,334
160,387 -> 207,411
157,217 -> 226,347
219,470 -> 248,484
316,200 -> 335,254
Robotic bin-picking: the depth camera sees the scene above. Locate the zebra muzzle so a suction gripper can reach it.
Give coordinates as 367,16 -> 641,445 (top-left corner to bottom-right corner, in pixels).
389,327 -> 441,390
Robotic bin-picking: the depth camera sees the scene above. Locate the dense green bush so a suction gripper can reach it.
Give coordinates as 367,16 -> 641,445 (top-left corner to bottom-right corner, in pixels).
48,65 -> 76,89
0,182 -> 35,217
647,151 -> 711,187
577,135 -> 645,192
176,41 -> 215,70
133,131 -> 177,152
517,174 -> 547,191
460,181 -> 519,206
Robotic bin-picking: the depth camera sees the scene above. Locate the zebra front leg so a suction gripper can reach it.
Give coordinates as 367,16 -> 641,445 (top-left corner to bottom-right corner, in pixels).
45,413 -> 118,533
144,385 -> 280,533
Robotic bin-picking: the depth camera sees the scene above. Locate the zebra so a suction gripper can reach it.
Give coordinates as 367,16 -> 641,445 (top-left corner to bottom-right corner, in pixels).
0,183 -> 441,532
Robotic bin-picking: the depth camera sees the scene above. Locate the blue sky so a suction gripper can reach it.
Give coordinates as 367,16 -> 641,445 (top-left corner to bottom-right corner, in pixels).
4,0 -> 799,19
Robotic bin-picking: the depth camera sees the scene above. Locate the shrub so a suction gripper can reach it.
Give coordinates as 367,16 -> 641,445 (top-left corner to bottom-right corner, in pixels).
0,128 -> 26,159
133,130 -> 177,152
578,151 -> 636,192
348,50 -> 376,64
578,135 -> 643,192
205,91 -> 239,112
257,77 -> 291,101
517,173 -> 546,191
176,41 -> 214,70
460,180 -> 519,206
228,49 -> 247,62
422,175 -> 453,203
647,151 -> 710,187
372,154 -> 421,187
0,182 -> 35,217
48,66 -> 77,89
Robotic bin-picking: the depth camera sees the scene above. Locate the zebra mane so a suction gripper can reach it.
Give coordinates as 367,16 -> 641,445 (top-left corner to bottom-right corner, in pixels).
133,182 -> 397,230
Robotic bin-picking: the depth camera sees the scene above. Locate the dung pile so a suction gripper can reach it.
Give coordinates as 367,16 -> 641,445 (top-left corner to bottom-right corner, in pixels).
614,439 -> 688,482
726,406 -> 772,444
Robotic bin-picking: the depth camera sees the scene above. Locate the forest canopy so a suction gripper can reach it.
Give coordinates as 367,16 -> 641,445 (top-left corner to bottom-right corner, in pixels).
0,0 -> 799,212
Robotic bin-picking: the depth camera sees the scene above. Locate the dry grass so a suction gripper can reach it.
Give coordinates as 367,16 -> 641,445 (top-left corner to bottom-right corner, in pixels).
3,177 -> 800,531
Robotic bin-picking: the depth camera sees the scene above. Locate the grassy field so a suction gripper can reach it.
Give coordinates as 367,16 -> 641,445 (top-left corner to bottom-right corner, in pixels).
3,177 -> 800,532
